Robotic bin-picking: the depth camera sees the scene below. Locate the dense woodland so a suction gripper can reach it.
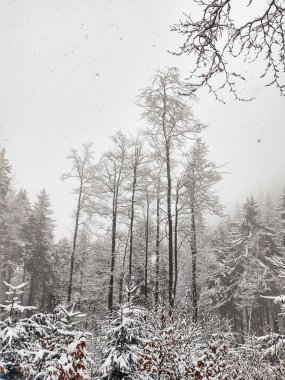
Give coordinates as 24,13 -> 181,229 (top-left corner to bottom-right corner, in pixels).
0,68 -> 285,379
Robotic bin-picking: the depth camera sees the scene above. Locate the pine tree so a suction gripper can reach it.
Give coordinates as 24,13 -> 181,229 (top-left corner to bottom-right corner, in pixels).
26,189 -> 55,312
279,188 -> 285,248
0,148 -> 11,206
0,281 -> 36,379
99,305 -> 144,380
242,195 -> 259,232
0,148 -> 12,299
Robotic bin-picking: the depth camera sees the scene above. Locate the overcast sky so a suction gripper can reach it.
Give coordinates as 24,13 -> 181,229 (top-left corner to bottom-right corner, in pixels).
1,0 -> 285,239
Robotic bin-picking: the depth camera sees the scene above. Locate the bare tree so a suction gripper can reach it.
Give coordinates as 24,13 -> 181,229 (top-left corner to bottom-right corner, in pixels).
171,0 -> 285,101
138,67 -> 204,313
182,139 -> 223,322
126,135 -> 145,302
95,132 -> 129,314
154,171 -> 162,309
62,144 -> 96,303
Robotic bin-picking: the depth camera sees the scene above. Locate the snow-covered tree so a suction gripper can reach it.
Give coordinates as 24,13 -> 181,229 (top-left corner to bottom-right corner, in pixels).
26,189 -> 55,313
62,143 -> 96,303
138,67 -> 204,313
181,138 -> 223,322
278,188 -> 285,249
0,281 -> 36,379
99,304 -> 144,380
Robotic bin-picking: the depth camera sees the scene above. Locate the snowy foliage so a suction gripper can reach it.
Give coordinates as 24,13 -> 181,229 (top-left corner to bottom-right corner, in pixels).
99,304 -> 144,380
0,282 -> 91,380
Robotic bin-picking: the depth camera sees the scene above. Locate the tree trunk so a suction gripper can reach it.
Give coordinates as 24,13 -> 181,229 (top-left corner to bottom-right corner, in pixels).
119,231 -> 130,305
67,184 -> 82,303
273,307 -> 280,333
128,159 -> 137,302
155,182 -> 160,309
21,262 -> 26,304
40,278 -> 47,311
190,203 -> 198,323
161,87 -> 174,313
144,195 -> 150,303
173,184 -> 179,305
27,272 -> 37,317
108,187 -> 118,314
165,144 -> 174,313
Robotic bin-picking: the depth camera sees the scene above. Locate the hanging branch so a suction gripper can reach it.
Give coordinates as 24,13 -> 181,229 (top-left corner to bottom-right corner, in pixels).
171,0 -> 285,101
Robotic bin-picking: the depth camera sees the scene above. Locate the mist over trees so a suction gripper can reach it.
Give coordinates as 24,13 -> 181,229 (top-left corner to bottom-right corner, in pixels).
1,0 -> 285,377
0,67 -> 285,379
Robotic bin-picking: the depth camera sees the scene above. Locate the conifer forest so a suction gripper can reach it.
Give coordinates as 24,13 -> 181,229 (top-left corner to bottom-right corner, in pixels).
1,1 -> 285,379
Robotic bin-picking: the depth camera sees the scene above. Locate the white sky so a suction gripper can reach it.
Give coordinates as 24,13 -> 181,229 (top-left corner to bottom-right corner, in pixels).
1,0 -> 285,239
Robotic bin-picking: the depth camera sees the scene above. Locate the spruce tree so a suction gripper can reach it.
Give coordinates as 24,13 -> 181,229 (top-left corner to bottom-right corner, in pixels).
99,305 -> 144,380
26,189 -> 55,313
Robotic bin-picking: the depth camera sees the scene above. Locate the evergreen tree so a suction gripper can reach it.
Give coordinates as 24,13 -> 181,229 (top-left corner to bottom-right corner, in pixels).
0,148 -> 12,297
0,148 -> 11,206
26,189 -> 55,313
279,188 -> 285,248
99,305 -> 144,380
242,194 -> 259,232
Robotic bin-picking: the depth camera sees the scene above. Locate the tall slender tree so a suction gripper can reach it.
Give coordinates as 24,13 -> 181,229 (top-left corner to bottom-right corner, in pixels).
62,143 -> 96,303
96,132 -> 129,314
26,189 -> 54,313
127,136 -> 145,302
138,67 -> 204,313
182,139 -> 222,322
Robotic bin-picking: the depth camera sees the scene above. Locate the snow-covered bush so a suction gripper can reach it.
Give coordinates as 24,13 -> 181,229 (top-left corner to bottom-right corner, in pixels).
187,333 -> 239,379
140,310 -> 204,379
0,281 -> 92,380
232,333 -> 285,379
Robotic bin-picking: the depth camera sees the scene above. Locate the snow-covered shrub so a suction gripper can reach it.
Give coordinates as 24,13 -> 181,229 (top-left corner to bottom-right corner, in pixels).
233,333 -> 285,379
0,281 -> 37,379
99,304 -> 145,380
0,281 -> 92,380
140,310 -> 203,379
187,333 -> 239,379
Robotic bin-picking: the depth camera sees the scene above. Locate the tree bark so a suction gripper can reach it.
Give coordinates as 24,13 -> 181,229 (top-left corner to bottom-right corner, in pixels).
165,143 -> 174,313
155,181 -> 160,310
190,202 -> 198,323
108,187 -> 118,314
67,183 -> 82,303
144,195 -> 150,303
119,231 -> 130,305
128,153 -> 138,302
160,82 -> 174,314
173,184 -> 179,305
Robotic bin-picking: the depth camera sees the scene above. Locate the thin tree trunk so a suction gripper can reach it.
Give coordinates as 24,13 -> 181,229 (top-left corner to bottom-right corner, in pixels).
273,307 -> 280,333
108,185 -> 119,314
265,301 -> 270,328
161,85 -> 174,313
21,262 -> 26,304
128,156 -> 137,302
27,272 -> 37,317
67,183 -> 82,303
165,145 -> 174,312
40,278 -> 47,311
155,181 -> 160,310
190,202 -> 198,323
173,184 -> 179,304
144,195 -> 150,303
119,230 -> 130,305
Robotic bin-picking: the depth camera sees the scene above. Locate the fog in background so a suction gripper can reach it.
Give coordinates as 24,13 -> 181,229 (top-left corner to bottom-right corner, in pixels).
1,0 -> 284,239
